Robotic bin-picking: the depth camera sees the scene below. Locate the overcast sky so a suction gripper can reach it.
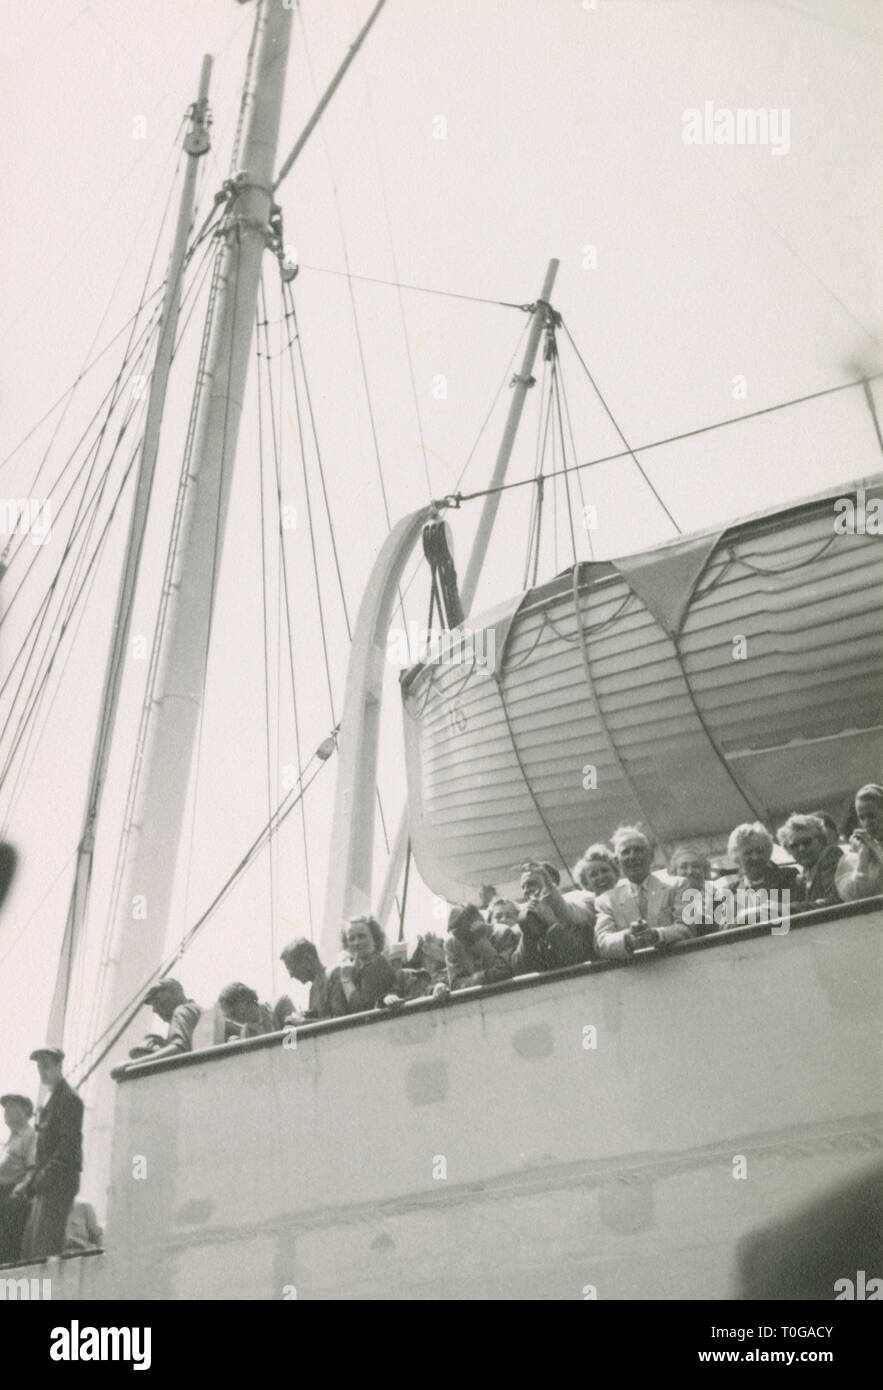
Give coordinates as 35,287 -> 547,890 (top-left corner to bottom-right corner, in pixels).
0,0 -> 881,1135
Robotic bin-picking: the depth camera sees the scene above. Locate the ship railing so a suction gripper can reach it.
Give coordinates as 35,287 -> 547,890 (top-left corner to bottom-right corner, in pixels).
111,891 -> 882,1082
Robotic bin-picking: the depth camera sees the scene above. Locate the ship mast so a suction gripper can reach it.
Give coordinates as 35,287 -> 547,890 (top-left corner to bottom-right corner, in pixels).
326,261 -> 560,947
92,0 -> 294,1056
46,56 -> 214,1049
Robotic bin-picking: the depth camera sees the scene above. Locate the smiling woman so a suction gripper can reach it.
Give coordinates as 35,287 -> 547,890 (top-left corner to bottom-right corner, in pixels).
325,914 -> 400,1016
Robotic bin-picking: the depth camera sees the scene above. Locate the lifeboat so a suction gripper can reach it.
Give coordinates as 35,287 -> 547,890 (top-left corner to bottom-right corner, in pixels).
402,478 -> 883,899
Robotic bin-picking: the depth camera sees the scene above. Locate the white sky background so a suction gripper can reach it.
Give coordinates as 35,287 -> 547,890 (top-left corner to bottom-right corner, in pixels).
0,0 -> 881,1109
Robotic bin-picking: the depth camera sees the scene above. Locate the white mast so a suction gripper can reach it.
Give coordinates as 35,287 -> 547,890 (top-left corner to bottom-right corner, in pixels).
94,0 -> 294,1056
46,56 -> 214,1049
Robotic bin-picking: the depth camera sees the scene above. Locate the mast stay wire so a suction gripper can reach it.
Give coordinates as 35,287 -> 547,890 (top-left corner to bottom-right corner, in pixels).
449,368 -> 883,508
256,292 -> 281,973
87,225 -> 233,1046
0,326 -> 161,771
561,322 -> 682,534
0,210 -> 224,601
5,126 -> 187,540
556,350 -> 593,561
341,0 -> 433,500
297,263 -> 531,314
551,356 -> 579,567
0,307 -> 163,628
73,751 -> 333,1087
0,396 -> 151,807
0,225 -> 218,741
282,282 -> 396,870
176,217 -> 247,955
0,199 -> 226,490
258,276 -> 316,939
86,20 -> 270,1044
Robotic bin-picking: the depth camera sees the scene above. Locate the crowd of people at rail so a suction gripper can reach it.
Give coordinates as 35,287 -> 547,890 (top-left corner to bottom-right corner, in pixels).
119,780 -> 883,1051
2,781 -> 880,1269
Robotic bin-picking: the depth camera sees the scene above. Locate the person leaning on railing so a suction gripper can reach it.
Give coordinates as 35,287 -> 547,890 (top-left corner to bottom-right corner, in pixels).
777,813 -> 843,911
127,979 -> 201,1063
835,784 -> 883,902
395,932 -> 450,1002
216,982 -> 277,1041
277,938 -> 331,1025
326,916 -> 403,1016
513,861 -> 596,971
444,903 -> 511,991
666,843 -> 720,936
594,827 -> 693,961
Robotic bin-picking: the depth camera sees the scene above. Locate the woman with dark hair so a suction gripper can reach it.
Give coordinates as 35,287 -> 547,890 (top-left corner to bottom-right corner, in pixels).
326,916 -> 402,1016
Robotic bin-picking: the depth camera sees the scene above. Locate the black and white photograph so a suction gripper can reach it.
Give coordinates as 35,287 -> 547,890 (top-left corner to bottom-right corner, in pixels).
0,0 -> 881,1337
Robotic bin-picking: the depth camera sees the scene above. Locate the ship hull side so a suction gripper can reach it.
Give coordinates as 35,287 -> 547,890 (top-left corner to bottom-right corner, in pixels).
13,903 -> 881,1300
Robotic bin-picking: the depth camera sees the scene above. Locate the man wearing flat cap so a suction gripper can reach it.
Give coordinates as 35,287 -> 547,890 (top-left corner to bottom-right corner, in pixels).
18,1049 -> 84,1261
127,978 -> 201,1063
0,1092 -> 36,1262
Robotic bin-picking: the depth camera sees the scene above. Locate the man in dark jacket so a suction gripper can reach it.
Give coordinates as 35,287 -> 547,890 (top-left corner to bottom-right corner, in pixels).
17,1048 -> 84,1260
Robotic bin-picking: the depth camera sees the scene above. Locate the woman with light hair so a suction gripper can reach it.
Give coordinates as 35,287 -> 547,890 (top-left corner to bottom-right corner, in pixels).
573,843 -> 619,898
668,844 -> 711,892
777,813 -> 842,908
726,822 -> 799,894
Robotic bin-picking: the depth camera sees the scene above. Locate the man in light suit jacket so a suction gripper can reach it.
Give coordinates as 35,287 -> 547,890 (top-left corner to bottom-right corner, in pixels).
594,826 -> 693,962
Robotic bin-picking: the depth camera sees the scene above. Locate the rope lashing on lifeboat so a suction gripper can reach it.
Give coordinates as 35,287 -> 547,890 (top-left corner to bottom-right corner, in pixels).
611,535 -> 769,824
570,563 -> 661,844
494,674 -> 572,879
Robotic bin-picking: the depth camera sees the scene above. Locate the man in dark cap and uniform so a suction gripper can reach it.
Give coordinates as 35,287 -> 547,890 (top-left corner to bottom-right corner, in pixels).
0,1092 -> 36,1262
17,1049 -> 84,1261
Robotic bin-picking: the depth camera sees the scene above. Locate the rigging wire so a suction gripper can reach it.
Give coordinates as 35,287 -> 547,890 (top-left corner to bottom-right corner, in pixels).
551,358 -> 579,566
0,211 -> 222,603
451,371 -> 883,506
297,263 -> 531,313
0,399 -> 150,800
0,328 -> 160,761
556,351 -> 592,560
0,227 -> 217,766
74,750 -> 334,1086
0,306 -> 163,608
453,316 -> 530,492
561,321 -> 681,533
340,0 -> 433,500
10,132 -> 187,528
88,229 -> 231,1046
177,215 -> 246,944
256,293 -> 280,979
260,280 -> 315,938
259,277 -> 316,940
